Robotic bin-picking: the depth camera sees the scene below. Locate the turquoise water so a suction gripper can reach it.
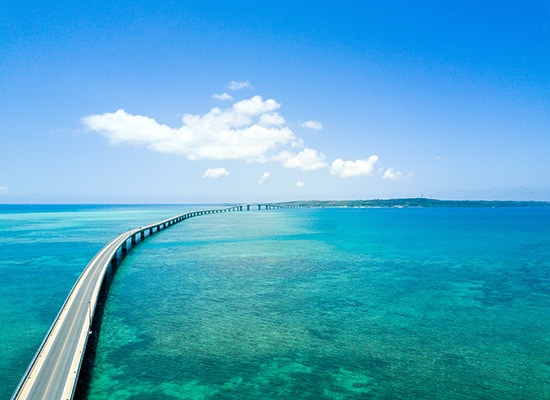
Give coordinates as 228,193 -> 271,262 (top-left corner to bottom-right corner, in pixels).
0,205 -> 202,399
1,206 -> 549,399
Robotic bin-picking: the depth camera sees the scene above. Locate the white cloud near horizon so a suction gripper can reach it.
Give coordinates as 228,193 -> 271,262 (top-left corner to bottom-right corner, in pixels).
296,181 -> 305,188
82,96 -> 297,163
330,156 -> 379,178
382,168 -> 402,181
213,92 -> 233,100
229,80 -> 252,90
0,185 -> 9,193
275,148 -> 327,171
258,172 -> 270,184
383,168 -> 413,182
301,120 -> 323,130
203,167 -> 230,178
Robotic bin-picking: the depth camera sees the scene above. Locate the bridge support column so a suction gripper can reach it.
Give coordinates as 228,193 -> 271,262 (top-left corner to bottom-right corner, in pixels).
131,234 -> 136,245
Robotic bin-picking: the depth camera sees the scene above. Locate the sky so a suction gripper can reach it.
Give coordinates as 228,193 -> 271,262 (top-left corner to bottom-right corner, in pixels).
1,1 -> 549,203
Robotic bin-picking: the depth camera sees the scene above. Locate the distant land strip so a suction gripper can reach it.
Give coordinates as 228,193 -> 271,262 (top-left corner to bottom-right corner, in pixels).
275,198 -> 550,208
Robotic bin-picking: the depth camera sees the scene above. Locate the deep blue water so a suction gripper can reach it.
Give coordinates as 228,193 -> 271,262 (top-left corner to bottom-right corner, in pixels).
1,205 -> 549,399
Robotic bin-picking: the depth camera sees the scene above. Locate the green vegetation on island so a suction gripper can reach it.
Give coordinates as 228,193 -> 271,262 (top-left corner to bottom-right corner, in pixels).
275,198 -> 550,208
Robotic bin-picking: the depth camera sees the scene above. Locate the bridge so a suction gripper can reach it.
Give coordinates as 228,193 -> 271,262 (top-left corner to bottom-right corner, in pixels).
11,203 -> 303,400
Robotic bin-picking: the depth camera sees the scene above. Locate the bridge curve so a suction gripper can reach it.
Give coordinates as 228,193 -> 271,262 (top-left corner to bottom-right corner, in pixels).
11,204 -> 271,400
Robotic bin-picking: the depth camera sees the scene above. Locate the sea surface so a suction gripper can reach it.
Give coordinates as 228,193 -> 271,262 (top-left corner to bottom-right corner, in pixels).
1,205 -> 549,399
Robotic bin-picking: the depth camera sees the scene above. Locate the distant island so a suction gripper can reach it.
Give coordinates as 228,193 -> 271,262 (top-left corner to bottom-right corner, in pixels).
275,198 -> 550,208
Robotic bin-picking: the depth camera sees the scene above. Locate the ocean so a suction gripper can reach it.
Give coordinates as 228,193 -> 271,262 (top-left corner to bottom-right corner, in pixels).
1,205 -> 549,399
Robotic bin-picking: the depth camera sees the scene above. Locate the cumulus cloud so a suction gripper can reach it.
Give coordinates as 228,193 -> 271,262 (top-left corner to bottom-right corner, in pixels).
330,156 -> 379,178
384,169 -> 413,182
296,181 -> 305,188
0,185 -> 9,193
382,168 -> 403,181
82,91 -> 404,184
229,80 -> 252,90
213,92 -> 233,100
259,113 -> 285,126
301,120 -> 323,130
258,172 -> 270,184
275,148 -> 327,171
82,96 -> 296,163
203,168 -> 230,178
232,96 -> 279,115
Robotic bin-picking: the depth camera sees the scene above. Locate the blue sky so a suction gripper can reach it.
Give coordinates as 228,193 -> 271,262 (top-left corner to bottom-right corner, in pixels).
1,1 -> 549,203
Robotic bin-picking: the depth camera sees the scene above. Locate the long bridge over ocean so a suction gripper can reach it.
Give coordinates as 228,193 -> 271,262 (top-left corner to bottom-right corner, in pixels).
11,204 -> 300,400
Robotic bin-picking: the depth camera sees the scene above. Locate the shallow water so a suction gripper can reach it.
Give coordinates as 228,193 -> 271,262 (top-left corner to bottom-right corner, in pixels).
2,206 -> 549,399
0,204 -> 201,399
86,207 -> 550,399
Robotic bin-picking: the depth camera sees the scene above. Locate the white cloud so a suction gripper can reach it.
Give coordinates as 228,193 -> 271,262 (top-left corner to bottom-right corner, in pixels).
0,185 -> 9,193
296,181 -> 305,188
228,80 -> 252,90
382,168 -> 403,181
330,156 -> 379,178
82,96 -> 296,163
83,109 -> 174,146
258,172 -> 270,185
232,96 -> 279,115
383,168 -> 414,182
83,93 -> 400,186
213,92 -> 233,100
259,113 -> 285,126
275,148 -> 327,171
203,168 -> 230,178
301,120 -> 323,130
